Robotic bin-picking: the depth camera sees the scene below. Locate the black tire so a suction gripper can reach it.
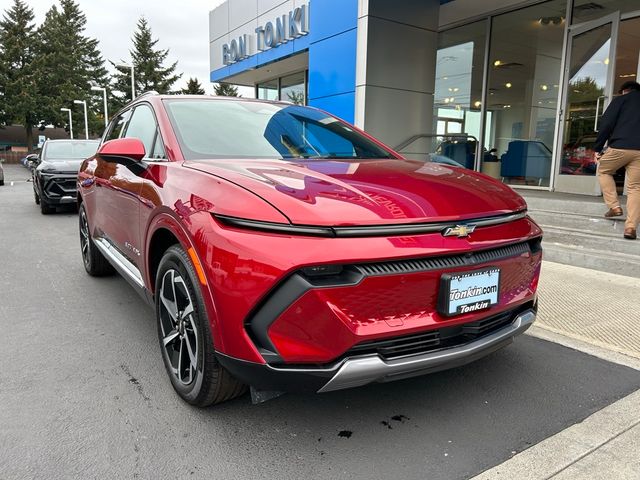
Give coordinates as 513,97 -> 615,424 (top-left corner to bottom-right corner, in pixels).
155,245 -> 246,407
79,203 -> 115,276
34,188 -> 40,205
40,197 -> 55,214
0,179 -> 4,186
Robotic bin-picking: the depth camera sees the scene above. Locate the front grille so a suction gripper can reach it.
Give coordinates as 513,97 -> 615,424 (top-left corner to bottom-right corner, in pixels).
355,241 -> 531,276
344,306 -> 528,361
44,177 -> 77,197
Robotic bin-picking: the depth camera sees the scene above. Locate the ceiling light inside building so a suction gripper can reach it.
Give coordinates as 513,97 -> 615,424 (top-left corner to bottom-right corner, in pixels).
493,60 -> 502,67
538,16 -> 564,25
619,73 -> 637,78
505,82 -> 512,88
604,58 -> 610,65
474,101 -> 482,108
540,84 -> 549,91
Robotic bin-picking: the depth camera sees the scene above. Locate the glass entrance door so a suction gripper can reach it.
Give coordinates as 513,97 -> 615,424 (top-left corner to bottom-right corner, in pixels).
555,13 -> 619,194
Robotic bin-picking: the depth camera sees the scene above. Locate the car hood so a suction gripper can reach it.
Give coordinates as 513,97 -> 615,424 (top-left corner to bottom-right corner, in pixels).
184,158 -> 527,226
38,159 -> 83,174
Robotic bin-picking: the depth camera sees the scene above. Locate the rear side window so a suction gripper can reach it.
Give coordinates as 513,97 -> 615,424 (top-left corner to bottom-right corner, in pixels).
105,110 -> 131,142
124,104 -> 157,156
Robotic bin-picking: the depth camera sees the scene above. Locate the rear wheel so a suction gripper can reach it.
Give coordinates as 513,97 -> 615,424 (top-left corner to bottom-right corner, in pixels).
156,245 -> 246,406
79,203 -> 114,276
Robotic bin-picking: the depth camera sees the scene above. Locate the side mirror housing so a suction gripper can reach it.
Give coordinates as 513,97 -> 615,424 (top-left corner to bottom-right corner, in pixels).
98,138 -> 146,162
97,138 -> 147,174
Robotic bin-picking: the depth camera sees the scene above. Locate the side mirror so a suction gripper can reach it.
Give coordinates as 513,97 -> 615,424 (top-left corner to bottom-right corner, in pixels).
97,138 -> 147,173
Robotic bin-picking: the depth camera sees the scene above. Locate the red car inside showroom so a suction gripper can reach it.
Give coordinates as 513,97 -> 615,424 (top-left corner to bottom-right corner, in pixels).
78,94 -> 542,406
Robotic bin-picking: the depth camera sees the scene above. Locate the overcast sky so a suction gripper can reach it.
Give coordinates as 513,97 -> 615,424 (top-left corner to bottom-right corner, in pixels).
3,0 -> 250,95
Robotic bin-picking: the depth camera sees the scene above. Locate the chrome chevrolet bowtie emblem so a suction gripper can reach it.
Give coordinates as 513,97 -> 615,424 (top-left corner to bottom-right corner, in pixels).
442,224 -> 476,238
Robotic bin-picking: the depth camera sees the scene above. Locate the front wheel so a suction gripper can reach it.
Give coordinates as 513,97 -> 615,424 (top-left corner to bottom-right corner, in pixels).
156,245 -> 246,406
40,197 -> 54,214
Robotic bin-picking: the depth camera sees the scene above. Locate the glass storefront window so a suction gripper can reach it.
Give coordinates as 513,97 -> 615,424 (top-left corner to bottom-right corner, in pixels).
257,79 -> 278,101
573,0 -> 640,24
433,20 -> 487,169
615,17 -> 640,94
281,72 -> 306,105
256,72 -> 308,104
483,0 -> 567,187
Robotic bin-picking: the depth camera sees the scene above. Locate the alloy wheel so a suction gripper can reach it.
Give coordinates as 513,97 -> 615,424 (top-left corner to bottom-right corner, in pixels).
79,209 -> 90,267
158,269 -> 199,385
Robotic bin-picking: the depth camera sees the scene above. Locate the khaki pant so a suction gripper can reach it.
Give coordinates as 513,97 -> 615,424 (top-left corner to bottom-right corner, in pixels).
597,147 -> 640,230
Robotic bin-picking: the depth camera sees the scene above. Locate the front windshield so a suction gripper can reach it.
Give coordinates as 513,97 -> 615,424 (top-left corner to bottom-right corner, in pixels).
163,99 -> 395,160
44,141 -> 99,161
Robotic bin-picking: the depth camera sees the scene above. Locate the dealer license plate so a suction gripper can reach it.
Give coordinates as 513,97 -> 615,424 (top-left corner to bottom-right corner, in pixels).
438,268 -> 500,316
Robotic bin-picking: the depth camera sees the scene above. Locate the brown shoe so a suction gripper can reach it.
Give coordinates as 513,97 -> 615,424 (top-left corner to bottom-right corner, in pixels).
624,228 -> 637,240
605,207 -> 623,218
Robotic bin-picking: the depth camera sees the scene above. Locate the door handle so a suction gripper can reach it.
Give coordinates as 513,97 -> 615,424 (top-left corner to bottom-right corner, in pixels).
594,95 -> 607,131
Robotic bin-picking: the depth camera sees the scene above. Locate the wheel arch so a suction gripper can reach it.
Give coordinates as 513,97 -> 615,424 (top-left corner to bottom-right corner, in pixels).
148,227 -> 181,294
145,211 -> 227,354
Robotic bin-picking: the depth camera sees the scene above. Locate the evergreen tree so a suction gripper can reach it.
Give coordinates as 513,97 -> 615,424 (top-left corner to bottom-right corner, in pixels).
38,0 -> 109,137
0,0 -> 40,150
111,17 -> 181,105
181,77 -> 205,95
213,83 -> 240,97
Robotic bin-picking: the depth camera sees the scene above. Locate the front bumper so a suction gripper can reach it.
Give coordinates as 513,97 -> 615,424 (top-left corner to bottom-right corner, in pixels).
217,306 -> 536,393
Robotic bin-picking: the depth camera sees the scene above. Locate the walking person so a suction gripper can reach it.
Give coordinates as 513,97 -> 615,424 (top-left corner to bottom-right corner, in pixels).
595,81 -> 640,240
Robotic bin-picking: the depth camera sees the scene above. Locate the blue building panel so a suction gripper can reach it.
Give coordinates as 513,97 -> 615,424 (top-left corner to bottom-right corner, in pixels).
309,91 -> 356,124
308,28 -> 357,101
307,0 -> 358,122
309,0 -> 358,41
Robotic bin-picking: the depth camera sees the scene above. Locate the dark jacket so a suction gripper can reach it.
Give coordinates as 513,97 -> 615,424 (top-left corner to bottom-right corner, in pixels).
594,90 -> 640,153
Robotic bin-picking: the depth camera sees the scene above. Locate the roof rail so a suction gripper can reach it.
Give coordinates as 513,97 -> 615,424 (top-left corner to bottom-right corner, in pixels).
135,90 -> 159,99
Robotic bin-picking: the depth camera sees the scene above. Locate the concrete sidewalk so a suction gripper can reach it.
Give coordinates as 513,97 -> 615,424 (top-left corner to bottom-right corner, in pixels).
473,262 -> 640,480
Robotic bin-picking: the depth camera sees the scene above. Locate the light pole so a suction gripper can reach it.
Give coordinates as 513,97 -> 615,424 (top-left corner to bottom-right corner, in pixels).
91,85 -> 108,127
60,108 -> 73,139
116,62 -> 135,100
73,100 -> 89,140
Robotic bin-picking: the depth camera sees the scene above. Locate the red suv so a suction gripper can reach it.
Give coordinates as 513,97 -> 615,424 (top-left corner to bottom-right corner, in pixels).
78,94 -> 542,406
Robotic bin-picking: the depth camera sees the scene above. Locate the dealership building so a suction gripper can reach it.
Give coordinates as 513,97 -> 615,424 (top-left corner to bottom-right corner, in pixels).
209,0 -> 640,195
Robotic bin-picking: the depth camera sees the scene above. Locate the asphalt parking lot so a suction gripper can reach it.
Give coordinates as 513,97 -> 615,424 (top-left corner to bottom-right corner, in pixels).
1,164 -> 640,480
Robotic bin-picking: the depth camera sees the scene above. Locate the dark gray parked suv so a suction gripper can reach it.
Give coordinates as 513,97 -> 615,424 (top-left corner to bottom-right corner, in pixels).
31,140 -> 98,214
